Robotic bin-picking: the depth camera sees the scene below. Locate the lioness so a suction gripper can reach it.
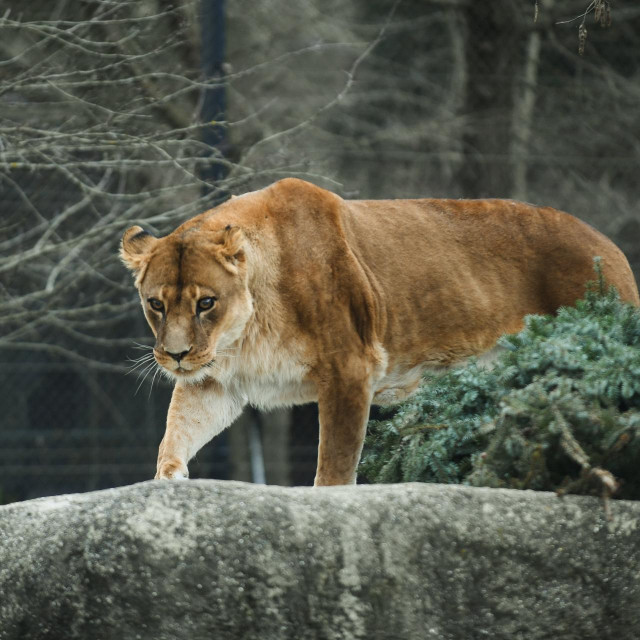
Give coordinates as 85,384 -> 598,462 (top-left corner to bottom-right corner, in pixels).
121,178 -> 639,485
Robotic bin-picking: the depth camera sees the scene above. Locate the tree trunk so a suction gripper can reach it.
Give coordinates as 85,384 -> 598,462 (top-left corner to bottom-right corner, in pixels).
510,26 -> 542,201
457,1 -> 522,198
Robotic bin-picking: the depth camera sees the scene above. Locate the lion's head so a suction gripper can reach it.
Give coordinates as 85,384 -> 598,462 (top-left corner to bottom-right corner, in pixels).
121,224 -> 252,382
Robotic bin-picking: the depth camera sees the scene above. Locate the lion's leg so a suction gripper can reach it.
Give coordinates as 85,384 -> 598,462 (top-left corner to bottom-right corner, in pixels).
314,369 -> 373,486
156,379 -> 244,479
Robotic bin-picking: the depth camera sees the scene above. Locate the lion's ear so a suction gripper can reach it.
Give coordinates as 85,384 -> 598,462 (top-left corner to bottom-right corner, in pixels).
217,225 -> 245,271
120,226 -> 158,274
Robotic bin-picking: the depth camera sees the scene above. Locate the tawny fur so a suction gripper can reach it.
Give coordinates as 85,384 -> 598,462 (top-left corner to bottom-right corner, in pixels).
121,178 -> 639,486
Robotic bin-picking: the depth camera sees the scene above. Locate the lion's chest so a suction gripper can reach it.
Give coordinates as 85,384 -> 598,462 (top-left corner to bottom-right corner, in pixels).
223,345 -> 316,410
240,368 -> 316,410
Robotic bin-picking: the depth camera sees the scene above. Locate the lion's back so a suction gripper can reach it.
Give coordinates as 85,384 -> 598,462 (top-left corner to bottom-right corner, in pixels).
337,196 -> 638,361
344,196 -> 637,303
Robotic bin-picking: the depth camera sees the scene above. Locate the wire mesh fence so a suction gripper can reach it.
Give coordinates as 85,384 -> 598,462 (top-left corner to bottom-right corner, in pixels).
1,0 -> 639,503
0,359 -> 232,501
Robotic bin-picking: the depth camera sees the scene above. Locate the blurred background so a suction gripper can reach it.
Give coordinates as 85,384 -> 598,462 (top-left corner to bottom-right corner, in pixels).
1,0 -> 638,502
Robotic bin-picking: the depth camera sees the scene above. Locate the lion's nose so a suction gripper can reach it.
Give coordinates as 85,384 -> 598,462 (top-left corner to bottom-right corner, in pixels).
165,347 -> 191,362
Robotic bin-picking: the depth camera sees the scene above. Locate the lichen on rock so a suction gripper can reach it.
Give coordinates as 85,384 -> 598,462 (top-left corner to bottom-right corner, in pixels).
1,480 -> 640,639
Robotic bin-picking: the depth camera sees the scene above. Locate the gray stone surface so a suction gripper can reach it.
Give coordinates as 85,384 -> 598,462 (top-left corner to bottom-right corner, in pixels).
1,480 -> 639,640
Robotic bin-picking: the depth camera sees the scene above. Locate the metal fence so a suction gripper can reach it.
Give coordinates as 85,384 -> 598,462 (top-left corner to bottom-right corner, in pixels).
0,353 -> 323,502
1,0 -> 639,503
0,360 -> 221,500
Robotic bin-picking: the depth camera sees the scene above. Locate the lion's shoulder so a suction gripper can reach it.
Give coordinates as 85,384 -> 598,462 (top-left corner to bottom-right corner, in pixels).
266,178 -> 342,211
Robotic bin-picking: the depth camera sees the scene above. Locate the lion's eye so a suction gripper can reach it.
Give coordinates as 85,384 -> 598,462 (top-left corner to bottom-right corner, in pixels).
197,297 -> 216,312
148,298 -> 164,312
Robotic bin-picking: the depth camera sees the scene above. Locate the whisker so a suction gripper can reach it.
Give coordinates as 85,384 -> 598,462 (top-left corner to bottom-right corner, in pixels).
136,359 -> 157,378
216,346 -> 240,353
135,374 -> 151,396
131,342 -> 154,351
148,365 -> 162,399
126,353 -> 155,364
135,361 -> 157,394
125,354 -> 156,374
204,360 -> 222,373
126,362 -> 155,376
215,348 -> 240,358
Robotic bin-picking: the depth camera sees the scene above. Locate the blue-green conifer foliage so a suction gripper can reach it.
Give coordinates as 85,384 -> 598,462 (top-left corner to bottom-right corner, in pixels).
360,264 -> 640,499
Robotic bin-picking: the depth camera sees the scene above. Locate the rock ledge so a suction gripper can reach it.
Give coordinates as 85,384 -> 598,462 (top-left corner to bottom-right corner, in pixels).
1,480 -> 639,640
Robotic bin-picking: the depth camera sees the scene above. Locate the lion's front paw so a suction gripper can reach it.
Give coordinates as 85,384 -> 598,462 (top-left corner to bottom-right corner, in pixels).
155,459 -> 189,480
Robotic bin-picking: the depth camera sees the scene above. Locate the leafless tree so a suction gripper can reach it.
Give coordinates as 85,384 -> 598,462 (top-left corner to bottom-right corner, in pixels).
0,0 -> 383,373
1,0 -> 638,495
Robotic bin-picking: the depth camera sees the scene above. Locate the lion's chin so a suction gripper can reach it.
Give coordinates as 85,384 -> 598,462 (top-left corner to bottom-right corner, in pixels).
159,362 -> 211,384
